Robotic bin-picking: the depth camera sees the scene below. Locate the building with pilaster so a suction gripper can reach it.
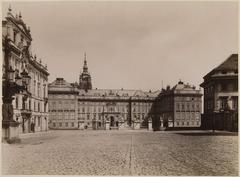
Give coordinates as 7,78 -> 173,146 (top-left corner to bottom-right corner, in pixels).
48,54 -> 202,130
158,81 -> 202,129
200,54 -> 238,131
48,56 -> 160,130
2,7 -> 49,134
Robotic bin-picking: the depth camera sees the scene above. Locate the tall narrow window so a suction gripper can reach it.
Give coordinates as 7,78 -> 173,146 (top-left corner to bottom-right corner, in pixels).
38,102 -> 40,112
38,117 -> 41,126
29,99 -> 31,110
43,84 -> 46,98
37,83 -> 40,97
13,30 -> 17,43
16,96 -> 18,109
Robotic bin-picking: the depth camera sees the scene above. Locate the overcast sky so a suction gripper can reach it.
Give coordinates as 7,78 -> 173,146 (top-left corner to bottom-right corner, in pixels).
2,1 -> 238,91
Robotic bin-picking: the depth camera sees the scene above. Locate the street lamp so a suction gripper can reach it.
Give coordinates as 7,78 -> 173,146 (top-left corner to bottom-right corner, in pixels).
2,36 -> 31,143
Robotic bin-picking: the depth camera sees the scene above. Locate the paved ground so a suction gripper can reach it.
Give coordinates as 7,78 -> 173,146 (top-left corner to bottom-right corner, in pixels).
1,130 -> 238,176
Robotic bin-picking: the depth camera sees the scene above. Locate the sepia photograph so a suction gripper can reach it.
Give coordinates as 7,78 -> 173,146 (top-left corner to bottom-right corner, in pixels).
1,1 -> 238,176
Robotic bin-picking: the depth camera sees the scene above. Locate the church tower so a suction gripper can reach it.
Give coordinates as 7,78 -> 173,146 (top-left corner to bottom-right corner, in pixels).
79,53 -> 92,91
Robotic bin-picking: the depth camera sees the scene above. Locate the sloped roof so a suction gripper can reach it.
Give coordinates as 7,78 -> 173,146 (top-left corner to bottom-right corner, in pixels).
214,54 -> 238,71
203,54 -> 238,80
144,90 -> 161,97
49,78 -> 72,88
6,13 -> 32,40
78,88 -> 159,98
80,89 -> 139,97
172,82 -> 195,91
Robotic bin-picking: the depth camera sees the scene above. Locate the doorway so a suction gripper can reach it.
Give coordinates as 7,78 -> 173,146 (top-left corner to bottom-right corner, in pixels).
110,116 -> 119,129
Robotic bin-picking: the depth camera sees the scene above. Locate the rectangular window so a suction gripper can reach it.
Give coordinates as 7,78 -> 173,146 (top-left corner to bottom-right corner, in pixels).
59,122 -> 62,127
182,104 -> 185,110
38,102 -> 40,112
37,83 -> 40,97
13,31 -> 17,43
29,100 -> 31,110
65,122 -> 68,127
72,122 -> 74,127
43,84 -> 46,98
192,104 -> 195,110
38,117 -> 41,126
16,96 -> 18,109
53,122 -> 56,127
233,97 -> 238,110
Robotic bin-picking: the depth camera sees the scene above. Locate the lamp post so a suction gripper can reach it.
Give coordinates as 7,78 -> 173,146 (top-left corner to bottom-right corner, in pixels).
2,36 -> 31,143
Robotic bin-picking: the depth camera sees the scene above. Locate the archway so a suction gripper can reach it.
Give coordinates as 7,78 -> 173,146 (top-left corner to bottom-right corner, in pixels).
110,116 -> 115,127
110,116 -> 119,129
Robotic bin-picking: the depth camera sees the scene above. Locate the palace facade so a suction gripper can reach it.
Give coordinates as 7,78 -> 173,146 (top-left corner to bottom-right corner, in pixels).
200,54 -> 238,131
48,55 -> 202,130
2,7 -> 49,134
158,81 -> 202,129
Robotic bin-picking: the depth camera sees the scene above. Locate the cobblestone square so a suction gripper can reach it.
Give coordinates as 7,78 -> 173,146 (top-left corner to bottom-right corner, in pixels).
1,130 -> 238,176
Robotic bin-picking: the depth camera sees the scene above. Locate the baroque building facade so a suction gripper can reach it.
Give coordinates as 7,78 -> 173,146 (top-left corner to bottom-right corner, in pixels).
48,55 -> 201,130
158,81 -> 202,129
2,7 -> 49,134
200,54 -> 238,131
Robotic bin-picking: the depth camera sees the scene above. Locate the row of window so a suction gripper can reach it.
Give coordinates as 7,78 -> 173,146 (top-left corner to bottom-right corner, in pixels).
176,103 -> 200,110
52,122 -> 75,127
50,110 -> 75,112
49,95 -> 75,99
49,101 -> 75,109
15,96 -> 47,112
175,121 -> 199,126
176,112 -> 200,118
16,116 -> 42,126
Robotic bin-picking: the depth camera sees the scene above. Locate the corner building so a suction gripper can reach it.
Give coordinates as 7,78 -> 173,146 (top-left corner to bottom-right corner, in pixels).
158,81 -> 202,129
200,54 -> 238,131
48,55 -> 201,130
2,7 -> 49,133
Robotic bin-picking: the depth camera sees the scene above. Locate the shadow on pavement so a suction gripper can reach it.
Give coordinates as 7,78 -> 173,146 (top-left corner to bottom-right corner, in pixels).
175,132 -> 238,136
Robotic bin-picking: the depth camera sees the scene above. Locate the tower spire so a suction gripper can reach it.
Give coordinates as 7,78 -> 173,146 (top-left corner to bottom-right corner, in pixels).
84,52 -> 86,62
83,52 -> 88,73
79,52 -> 92,91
